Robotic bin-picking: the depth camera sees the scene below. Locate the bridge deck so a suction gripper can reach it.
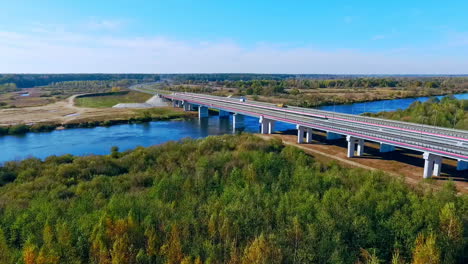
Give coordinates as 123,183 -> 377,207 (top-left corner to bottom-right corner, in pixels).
163,92 -> 468,162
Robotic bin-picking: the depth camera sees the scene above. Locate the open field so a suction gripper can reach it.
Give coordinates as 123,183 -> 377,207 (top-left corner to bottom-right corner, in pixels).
0,94 -> 192,128
0,88 -> 55,108
74,91 -> 152,108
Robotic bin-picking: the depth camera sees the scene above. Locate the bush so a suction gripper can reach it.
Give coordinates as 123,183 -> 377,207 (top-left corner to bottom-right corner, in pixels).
7,124 -> 30,134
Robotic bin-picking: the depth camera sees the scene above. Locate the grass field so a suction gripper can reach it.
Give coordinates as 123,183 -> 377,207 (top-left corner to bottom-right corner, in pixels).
74,91 -> 152,108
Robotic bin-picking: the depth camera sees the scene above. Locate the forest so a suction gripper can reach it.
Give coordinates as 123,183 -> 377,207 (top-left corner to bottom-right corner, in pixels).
41,80 -> 141,98
0,134 -> 466,264
365,96 -> 468,130
3,74 -> 468,91
0,74 -> 161,88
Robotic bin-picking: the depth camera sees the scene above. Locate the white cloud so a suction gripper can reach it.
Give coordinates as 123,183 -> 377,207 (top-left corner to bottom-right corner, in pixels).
0,26 -> 467,74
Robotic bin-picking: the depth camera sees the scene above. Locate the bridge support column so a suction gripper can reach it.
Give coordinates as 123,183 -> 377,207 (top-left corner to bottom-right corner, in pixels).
296,125 -> 304,144
433,156 -> 442,177
219,110 -> 230,118
183,102 -> 193,111
457,160 -> 468,171
380,143 -> 395,153
346,136 -> 357,158
306,128 -> 313,143
327,132 -> 342,140
259,116 -> 274,134
198,106 -> 208,118
423,152 -> 442,178
356,139 -> 365,156
172,100 -> 177,108
233,113 -> 244,131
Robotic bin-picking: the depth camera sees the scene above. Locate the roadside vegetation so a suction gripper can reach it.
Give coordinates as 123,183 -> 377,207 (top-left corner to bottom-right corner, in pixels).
365,96 -> 468,130
74,91 -> 153,108
0,134 -> 466,263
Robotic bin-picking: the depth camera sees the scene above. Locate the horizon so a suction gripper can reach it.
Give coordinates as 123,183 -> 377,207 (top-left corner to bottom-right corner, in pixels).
2,73 -> 468,76
2,0 -> 468,74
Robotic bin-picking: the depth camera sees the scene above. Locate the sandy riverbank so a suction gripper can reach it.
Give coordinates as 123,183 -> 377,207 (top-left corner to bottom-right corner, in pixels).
0,94 -> 187,126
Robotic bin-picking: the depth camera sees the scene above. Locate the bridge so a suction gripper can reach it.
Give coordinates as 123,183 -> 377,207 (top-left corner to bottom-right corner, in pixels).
157,91 -> 468,179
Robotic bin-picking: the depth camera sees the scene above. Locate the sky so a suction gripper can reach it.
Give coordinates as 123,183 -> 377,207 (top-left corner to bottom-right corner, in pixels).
1,0 -> 468,74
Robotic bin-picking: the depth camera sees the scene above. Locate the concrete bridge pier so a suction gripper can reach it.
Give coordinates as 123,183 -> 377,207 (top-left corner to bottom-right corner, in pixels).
173,100 -> 182,108
327,132 -> 343,140
346,136 -> 364,158
297,126 -> 314,144
259,116 -> 275,134
346,136 -> 356,158
380,143 -> 395,153
457,160 -> 468,171
183,102 -> 194,111
296,125 -> 305,143
423,152 -> 442,178
356,139 -> 365,156
306,128 -> 313,143
198,106 -> 209,118
219,110 -> 230,118
233,113 -> 244,131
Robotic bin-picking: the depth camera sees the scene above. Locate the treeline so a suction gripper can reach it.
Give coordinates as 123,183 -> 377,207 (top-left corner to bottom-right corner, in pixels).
41,80 -> 140,97
0,74 -> 161,88
365,96 -> 468,130
0,123 -> 57,135
163,78 -> 468,98
0,135 -> 466,263
0,83 -> 19,94
221,77 -> 468,92
3,74 -> 468,91
164,74 -> 297,83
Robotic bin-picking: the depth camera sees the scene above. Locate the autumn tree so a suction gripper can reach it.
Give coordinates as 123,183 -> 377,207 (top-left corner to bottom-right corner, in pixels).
160,225 -> 184,264
241,234 -> 281,264
412,233 -> 440,264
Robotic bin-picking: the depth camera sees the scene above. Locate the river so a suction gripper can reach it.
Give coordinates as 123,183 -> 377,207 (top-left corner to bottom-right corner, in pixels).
1,93 -> 467,163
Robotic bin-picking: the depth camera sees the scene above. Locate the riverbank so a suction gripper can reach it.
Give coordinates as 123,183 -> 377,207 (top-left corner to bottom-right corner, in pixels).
0,94 -> 195,135
363,96 -> 468,129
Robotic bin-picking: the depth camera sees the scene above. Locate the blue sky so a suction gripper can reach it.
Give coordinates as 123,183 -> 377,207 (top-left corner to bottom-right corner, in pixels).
1,0 -> 468,73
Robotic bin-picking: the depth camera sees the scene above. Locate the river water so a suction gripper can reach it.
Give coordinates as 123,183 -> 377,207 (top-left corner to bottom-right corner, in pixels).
1,93 -> 467,163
